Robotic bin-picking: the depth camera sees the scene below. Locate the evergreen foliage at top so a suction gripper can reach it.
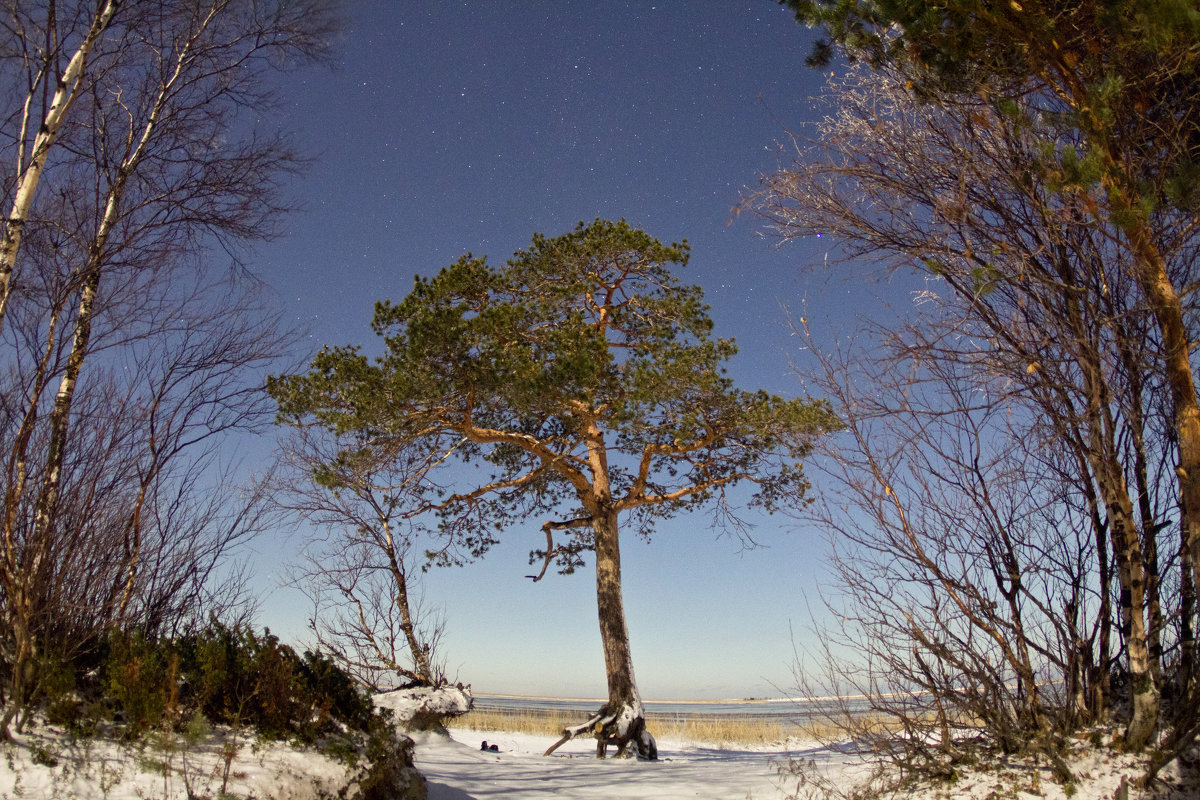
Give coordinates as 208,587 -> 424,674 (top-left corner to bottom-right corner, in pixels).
780,0 -> 1200,215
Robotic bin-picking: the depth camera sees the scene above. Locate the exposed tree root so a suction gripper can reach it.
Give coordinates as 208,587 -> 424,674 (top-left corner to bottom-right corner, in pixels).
543,704 -> 657,760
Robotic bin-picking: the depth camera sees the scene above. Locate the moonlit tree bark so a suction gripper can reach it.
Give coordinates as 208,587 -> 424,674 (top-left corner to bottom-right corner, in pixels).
0,0 -> 122,333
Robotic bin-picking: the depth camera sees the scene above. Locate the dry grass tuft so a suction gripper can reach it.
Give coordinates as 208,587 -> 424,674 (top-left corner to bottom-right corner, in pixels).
447,707 -> 855,745
448,708 -> 573,739
646,713 -> 789,744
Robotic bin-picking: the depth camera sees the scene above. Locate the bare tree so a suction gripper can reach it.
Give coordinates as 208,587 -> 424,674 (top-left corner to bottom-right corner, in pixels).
274,426 -> 449,690
0,1 -> 337,737
0,275 -> 290,732
0,0 -> 122,331
790,322 -> 1097,782
751,63 -> 1196,764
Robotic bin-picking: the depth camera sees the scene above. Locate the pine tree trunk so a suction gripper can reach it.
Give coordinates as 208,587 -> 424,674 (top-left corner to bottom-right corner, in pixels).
543,506 -> 656,760
1120,213 -> 1198,746
1105,172 -> 1200,675
594,510 -> 636,705
591,508 -> 654,758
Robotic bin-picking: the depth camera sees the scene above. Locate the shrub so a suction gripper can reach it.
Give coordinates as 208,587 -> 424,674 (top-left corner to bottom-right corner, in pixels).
17,620 -> 417,796
14,622 -> 378,747
102,630 -> 172,734
299,649 -> 374,733
344,715 -> 426,800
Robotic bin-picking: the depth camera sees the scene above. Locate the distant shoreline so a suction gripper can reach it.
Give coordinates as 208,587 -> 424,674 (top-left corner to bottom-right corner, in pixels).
472,692 -> 795,704
469,691 -> 903,704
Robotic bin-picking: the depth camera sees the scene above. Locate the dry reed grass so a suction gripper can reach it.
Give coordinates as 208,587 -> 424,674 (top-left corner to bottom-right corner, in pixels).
447,707 -> 863,745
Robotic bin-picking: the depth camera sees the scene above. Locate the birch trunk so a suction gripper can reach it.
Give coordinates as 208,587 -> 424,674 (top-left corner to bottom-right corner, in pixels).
114,462 -> 157,623
1116,324 -> 1164,685
384,518 -> 434,683
395,576 -> 433,683
1066,256 -> 1159,747
1180,534 -> 1196,689
30,1 -> 209,577
1104,487 -> 1159,749
1093,498 -> 1114,718
1083,399 -> 1157,746
0,0 -> 121,332
0,598 -> 33,737
32,270 -> 99,547
0,296 -> 72,739
5,33 -> 162,728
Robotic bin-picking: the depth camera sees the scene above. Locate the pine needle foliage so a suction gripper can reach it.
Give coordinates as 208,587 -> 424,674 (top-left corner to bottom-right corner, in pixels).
270,218 -> 840,572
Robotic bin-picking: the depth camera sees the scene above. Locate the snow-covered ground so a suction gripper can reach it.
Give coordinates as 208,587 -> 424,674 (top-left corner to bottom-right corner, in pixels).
0,721 -> 835,799
2,719 -> 1195,799
415,727 -> 855,799
0,725 -> 355,799
416,727 -> 1196,800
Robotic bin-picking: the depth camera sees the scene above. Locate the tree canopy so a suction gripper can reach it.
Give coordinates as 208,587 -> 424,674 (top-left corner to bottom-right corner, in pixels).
782,1 -> 1200,210
270,219 -> 838,572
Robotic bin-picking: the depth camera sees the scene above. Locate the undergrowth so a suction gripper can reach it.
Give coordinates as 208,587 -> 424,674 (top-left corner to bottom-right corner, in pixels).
2,622 -> 424,799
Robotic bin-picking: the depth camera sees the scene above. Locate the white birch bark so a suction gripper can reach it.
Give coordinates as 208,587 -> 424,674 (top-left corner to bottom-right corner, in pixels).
31,1 -> 217,559
0,0 -> 122,333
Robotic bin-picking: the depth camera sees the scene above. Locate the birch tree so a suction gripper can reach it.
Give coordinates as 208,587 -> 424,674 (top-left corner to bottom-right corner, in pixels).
0,0 -> 335,738
789,322 -> 1095,783
782,0 -> 1200,754
269,219 -> 840,760
754,59 -> 1196,767
0,0 -> 122,333
274,426 -> 448,689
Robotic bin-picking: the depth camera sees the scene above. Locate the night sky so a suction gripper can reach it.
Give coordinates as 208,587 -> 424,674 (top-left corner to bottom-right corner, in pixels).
248,1 -> 894,699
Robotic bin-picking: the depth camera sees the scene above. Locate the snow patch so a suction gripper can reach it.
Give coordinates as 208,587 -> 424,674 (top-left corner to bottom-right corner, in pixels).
614,703 -> 637,738
0,726 -> 353,799
375,685 -> 473,731
4,719 -> 1194,800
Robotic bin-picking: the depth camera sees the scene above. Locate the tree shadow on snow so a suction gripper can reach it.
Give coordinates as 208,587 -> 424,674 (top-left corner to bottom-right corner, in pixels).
425,780 -> 478,800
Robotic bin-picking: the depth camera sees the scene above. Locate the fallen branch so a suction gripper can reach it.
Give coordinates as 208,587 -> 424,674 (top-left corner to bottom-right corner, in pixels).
543,713 -> 606,756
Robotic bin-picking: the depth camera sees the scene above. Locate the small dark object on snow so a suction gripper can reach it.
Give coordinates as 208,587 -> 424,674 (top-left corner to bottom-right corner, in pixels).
480,741 -> 488,750
490,744 -> 499,752
480,740 -> 500,752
